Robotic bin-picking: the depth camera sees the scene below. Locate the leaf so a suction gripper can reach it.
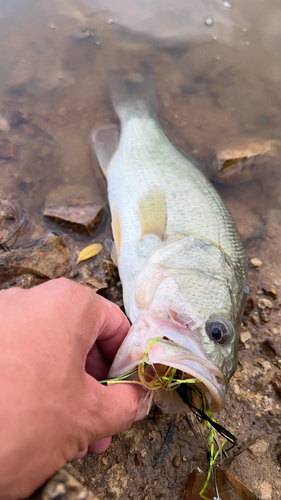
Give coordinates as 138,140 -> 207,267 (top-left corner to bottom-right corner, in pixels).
77,243 -> 102,264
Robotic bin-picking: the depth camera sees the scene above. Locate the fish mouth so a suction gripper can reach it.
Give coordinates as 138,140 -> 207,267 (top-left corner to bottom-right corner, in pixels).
108,315 -> 226,412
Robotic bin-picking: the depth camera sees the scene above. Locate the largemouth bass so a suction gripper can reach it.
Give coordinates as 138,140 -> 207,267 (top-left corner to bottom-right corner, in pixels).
91,72 -> 248,413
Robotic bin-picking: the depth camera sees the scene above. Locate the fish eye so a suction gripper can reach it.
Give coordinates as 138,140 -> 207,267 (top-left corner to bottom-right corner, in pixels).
206,320 -> 234,344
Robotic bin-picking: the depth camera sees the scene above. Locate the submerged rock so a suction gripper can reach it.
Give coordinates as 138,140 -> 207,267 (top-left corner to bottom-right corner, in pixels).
44,185 -> 104,234
0,234 -> 69,286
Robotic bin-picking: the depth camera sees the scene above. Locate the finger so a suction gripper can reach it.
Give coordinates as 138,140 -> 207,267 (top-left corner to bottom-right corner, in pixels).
95,296 -> 130,360
88,437 -> 112,454
74,449 -> 88,460
85,344 -> 109,380
82,376 -> 149,444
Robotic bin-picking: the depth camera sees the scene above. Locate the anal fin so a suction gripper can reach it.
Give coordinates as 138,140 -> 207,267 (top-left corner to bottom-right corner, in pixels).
138,189 -> 167,240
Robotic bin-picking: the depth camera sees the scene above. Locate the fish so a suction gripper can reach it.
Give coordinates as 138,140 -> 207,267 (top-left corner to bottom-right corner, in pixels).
91,71 -> 248,413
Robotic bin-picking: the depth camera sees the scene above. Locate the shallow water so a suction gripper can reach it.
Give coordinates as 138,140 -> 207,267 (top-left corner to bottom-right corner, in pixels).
1,1 -> 281,498
0,0 -> 281,250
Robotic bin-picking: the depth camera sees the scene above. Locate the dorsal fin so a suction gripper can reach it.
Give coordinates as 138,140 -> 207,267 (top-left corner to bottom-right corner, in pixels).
91,125 -> 119,178
138,189 -> 167,240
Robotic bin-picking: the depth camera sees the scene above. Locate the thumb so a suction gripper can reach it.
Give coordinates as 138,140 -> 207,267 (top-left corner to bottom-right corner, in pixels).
83,377 -> 149,444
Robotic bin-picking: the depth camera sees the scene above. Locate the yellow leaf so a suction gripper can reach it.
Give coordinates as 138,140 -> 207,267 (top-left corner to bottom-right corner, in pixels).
77,243 -> 102,264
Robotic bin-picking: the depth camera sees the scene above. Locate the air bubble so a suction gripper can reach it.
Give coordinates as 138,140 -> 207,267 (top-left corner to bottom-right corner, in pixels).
107,18 -> 114,24
222,1 -> 231,7
216,56 -> 221,60
205,17 -> 214,26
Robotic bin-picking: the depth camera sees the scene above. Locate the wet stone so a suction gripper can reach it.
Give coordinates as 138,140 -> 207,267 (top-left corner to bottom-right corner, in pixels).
260,309 -> 272,323
28,468 -> 97,500
250,311 -> 259,325
250,257 -> 262,268
44,185 -> 104,235
173,456 -> 181,467
44,203 -> 104,234
0,234 -> 69,286
240,331 -> 251,343
0,141 -> 14,159
257,298 -> 273,310
102,259 -> 116,277
82,277 -> 108,292
80,265 -> 91,279
262,283 -> 277,300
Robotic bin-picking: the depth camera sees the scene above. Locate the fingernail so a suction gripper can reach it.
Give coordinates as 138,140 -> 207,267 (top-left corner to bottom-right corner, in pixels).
134,396 -> 150,422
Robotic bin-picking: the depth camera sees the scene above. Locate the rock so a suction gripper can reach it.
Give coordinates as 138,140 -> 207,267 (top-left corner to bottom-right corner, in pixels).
0,141 -> 14,159
102,259 -> 117,277
257,298 -> 272,323
262,283 -> 277,300
249,440 -> 269,457
259,481 -> 272,500
44,203 -> 103,234
250,257 -> 262,268
28,468 -> 98,499
257,298 -> 273,310
80,265 -> 91,279
240,331 -> 251,343
173,456 -> 181,467
0,234 -> 69,285
271,373 -> 281,398
44,185 -> 104,234
82,277 -> 108,292
250,311 -> 259,325
260,309 -> 272,323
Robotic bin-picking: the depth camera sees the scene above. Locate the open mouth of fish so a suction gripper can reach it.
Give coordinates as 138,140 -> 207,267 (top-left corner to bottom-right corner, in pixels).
108,315 -> 226,413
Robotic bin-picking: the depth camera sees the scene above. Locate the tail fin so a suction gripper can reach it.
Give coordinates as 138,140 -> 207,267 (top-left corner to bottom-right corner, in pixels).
107,68 -> 158,123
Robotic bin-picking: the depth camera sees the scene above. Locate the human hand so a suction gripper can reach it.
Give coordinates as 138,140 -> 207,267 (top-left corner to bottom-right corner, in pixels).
0,278 -> 148,500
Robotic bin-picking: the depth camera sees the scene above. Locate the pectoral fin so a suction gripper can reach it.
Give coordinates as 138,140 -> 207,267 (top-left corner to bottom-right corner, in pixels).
138,189 -> 167,240
91,125 -> 119,178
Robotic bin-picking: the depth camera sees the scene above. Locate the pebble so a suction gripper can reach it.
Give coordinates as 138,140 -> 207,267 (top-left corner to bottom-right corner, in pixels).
250,440 -> 269,457
262,283 -> 277,299
250,257 -> 262,268
80,265 -> 91,279
257,298 -> 273,310
259,481 -> 272,500
173,456 -> 181,467
102,259 -> 116,277
240,331 -> 251,343
250,311 -> 259,325
277,359 -> 281,369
